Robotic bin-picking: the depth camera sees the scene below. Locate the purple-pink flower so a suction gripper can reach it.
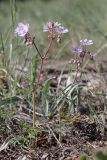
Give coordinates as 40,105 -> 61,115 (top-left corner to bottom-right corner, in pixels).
80,39 -> 93,45
15,23 -> 29,37
43,21 -> 68,34
43,22 -> 53,32
43,21 -> 68,43
43,21 -> 61,32
55,26 -> 68,34
72,46 -> 83,53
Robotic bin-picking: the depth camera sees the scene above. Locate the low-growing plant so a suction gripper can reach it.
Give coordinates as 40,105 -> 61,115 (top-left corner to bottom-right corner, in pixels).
14,22 -> 69,128
0,1 -> 107,159
13,19 -> 95,145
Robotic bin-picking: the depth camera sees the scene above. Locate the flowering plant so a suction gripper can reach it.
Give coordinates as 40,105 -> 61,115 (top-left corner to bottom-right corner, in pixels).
15,21 -> 68,128
14,22 -> 94,146
69,38 -> 93,84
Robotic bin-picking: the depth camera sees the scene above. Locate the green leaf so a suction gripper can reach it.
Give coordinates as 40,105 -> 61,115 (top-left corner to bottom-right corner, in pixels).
0,96 -> 22,106
41,78 -> 52,116
42,78 -> 52,95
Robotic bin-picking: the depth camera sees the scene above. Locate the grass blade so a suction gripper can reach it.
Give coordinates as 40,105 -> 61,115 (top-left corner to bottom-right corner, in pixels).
0,96 -> 22,106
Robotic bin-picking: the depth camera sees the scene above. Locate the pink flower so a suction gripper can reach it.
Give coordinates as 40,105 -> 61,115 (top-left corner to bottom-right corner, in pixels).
43,21 -> 68,43
43,22 -> 54,32
15,23 -> 29,37
43,21 -> 66,33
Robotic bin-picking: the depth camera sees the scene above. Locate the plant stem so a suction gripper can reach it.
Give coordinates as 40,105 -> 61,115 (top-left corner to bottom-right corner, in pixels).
72,67 -> 79,84
32,38 -> 42,59
36,37 -> 54,87
36,57 -> 44,87
43,37 -> 53,59
32,37 -> 54,128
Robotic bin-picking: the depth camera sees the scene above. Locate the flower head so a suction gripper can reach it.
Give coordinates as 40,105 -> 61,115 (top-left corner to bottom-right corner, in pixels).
43,21 -> 68,43
72,46 -> 83,53
15,23 -> 29,37
80,39 -> 93,45
55,26 -> 68,34
43,21 -> 68,34
43,21 -> 61,32
43,22 -> 53,32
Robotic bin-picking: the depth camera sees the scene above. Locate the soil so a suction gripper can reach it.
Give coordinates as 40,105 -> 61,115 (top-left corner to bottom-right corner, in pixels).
0,59 -> 107,160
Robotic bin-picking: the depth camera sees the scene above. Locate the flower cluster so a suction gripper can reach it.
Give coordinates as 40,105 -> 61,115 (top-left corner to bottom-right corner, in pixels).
69,38 -> 94,82
43,21 -> 68,43
43,22 -> 60,32
72,39 -> 93,53
43,21 -> 68,34
71,38 -> 93,59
